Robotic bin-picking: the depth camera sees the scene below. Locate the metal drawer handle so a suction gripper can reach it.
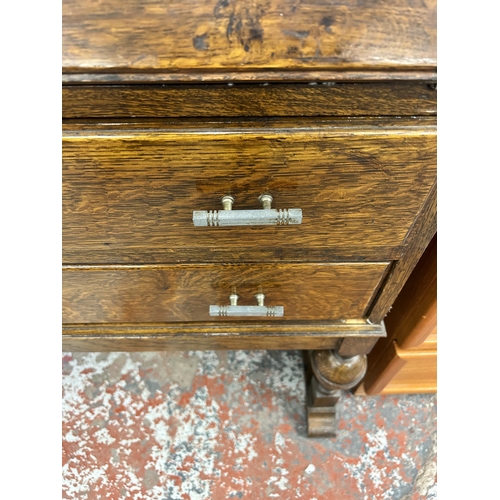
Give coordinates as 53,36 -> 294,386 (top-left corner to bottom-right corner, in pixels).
210,293 -> 284,317
193,194 -> 302,227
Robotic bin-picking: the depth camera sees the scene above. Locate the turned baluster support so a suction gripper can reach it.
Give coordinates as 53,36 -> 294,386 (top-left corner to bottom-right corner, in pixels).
306,349 -> 368,437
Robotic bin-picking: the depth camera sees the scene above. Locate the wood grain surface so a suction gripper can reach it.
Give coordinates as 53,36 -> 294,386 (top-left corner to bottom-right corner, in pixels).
63,262 -> 389,323
336,336 -> 379,357
62,71 -> 437,84
62,0 -> 436,83
361,234 -> 436,392
62,320 -> 386,351
312,348 -> 367,389
367,182 -> 436,323
386,234 -> 437,349
62,118 -> 436,264
373,233 -> 436,358
360,336 -> 436,394
387,337 -> 437,394
62,82 -> 437,118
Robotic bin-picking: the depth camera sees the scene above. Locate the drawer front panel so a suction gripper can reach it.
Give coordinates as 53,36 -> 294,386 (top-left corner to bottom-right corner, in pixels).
63,263 -> 390,323
62,119 -> 436,264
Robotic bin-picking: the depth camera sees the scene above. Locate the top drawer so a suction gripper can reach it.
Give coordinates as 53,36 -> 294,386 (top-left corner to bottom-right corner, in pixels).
62,118 -> 436,264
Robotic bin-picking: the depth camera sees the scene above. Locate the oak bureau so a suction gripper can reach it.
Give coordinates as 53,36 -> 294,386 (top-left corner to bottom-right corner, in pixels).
62,0 -> 437,436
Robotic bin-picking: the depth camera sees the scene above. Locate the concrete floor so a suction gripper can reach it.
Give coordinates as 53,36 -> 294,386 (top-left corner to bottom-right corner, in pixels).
62,350 -> 437,499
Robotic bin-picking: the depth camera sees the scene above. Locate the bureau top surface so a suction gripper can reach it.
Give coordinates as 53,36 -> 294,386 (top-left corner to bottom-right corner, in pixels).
62,0 -> 437,84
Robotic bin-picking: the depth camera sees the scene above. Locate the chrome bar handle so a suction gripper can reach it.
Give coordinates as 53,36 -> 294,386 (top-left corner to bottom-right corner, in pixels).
193,194 -> 302,227
209,293 -> 284,317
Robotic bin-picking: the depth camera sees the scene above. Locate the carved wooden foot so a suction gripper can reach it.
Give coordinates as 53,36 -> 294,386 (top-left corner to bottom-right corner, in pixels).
306,349 -> 367,437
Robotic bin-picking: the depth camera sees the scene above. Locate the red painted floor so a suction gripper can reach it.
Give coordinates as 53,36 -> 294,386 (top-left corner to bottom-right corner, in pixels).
62,350 -> 437,499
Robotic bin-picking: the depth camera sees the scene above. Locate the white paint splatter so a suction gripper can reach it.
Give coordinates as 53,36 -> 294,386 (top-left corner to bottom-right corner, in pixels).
230,431 -> 258,461
94,427 -> 116,445
62,463 -> 109,497
304,464 -> 316,474
274,475 -> 290,491
275,431 -> 286,454
64,430 -> 79,443
342,427 -> 408,497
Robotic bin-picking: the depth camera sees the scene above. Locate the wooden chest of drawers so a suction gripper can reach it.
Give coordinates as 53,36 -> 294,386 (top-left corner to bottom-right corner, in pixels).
62,0 -> 436,436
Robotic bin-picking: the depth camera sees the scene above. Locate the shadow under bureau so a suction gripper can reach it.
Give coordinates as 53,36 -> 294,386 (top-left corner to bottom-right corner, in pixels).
62,0 -> 436,437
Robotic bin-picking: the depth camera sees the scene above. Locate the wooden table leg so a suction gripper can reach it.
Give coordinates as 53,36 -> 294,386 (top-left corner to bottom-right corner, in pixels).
306,349 -> 368,437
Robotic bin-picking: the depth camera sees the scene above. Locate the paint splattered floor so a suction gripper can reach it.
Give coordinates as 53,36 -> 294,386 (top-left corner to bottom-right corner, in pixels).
62,350 -> 437,499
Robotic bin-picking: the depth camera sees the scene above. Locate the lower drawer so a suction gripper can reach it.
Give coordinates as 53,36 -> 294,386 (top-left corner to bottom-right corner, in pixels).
63,263 -> 389,324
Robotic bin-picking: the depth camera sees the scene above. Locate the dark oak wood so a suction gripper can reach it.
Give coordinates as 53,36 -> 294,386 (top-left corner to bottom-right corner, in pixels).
62,320 -> 386,351
62,118 -> 436,264
63,262 -> 389,323
63,70 -> 437,84
63,0 -> 436,83
307,347 -> 367,436
61,0 -> 438,441
306,377 -> 340,438
367,182 -> 437,323
62,82 -> 436,119
336,335 -> 380,357
311,349 -> 367,390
